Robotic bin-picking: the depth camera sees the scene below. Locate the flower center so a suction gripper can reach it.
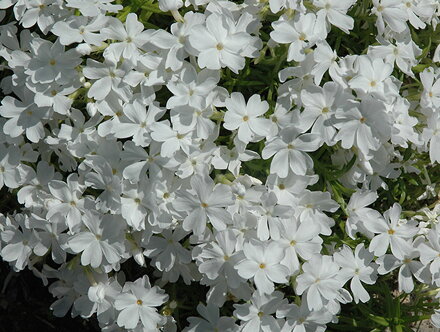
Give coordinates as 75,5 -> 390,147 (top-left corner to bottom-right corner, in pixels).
359,117 -> 366,123
322,107 -> 329,113
370,80 -> 377,87
278,184 -> 285,190
388,229 -> 395,235
49,59 -> 56,66
242,115 -> 249,121
201,202 -> 208,208
257,311 -> 264,318
259,263 -> 266,269
137,299 -> 143,305
290,240 -> 296,246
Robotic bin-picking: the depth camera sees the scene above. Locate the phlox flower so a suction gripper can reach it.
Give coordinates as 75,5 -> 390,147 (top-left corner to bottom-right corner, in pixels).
295,255 -> 342,311
87,275 -> 122,326
185,303 -> 239,332
334,96 -> 391,156
417,225 -> 440,282
377,248 -> 430,293
188,12 -> 256,73
348,56 -> 394,99
112,100 -> 165,147
278,217 -> 322,275
83,57 -> 130,101
235,239 -> 289,294
196,229 -> 245,289
65,0 -> 122,17
51,15 -> 108,46
0,214 -> 38,271
114,275 -> 168,329
26,38 -> 81,85
276,298 -> 334,332
334,244 -> 378,303
172,176 -> 234,235
249,192 -> 292,241
294,189 -> 339,235
371,0 -> 408,33
67,211 -> 124,268
102,13 -> 154,61
367,203 -> 419,260
166,65 -> 219,109
299,82 -> 346,146
368,39 -> 421,77
262,125 -> 322,177
270,13 -> 324,62
0,89 -> 49,143
345,190 -> 382,239
224,92 -> 270,144
144,228 -> 192,272
314,0 -> 356,34
420,67 -> 440,109
0,144 -> 21,189
46,173 -> 86,232
233,290 -> 287,332
150,120 -> 194,157
421,113 -> 440,164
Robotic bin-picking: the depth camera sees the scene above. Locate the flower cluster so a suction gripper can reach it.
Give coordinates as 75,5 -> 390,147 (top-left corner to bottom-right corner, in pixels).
0,0 -> 440,331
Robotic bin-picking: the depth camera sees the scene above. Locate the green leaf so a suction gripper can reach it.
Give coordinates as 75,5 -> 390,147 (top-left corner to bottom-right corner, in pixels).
367,314 -> 389,327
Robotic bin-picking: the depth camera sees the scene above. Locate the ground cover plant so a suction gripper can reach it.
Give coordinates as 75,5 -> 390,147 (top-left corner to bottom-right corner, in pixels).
1,0 -> 440,331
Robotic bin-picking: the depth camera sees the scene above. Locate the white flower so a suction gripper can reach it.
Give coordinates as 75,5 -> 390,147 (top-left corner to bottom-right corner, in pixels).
314,0 -> 356,34
367,203 -> 419,260
1,214 -> 38,271
295,255 -> 342,311
185,303 -> 239,332
345,190 -> 382,239
83,57 -> 130,101
112,100 -> 165,147
102,13 -> 154,61
334,244 -> 378,303
0,89 -> 49,143
276,299 -> 334,332
262,126 -> 322,177
371,0 -> 408,33
65,0 -> 122,17
114,275 -> 168,329
349,56 -> 394,99
377,249 -> 429,293
46,173 -> 86,232
67,211 -> 124,268
235,239 -> 289,294
197,229 -> 245,288
224,92 -> 270,144
188,12 -> 256,73
270,13 -> 324,62
26,38 -> 82,85
172,176 -> 234,235
278,217 -> 322,274
334,96 -> 391,156
51,15 -> 108,46
234,290 -> 287,332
